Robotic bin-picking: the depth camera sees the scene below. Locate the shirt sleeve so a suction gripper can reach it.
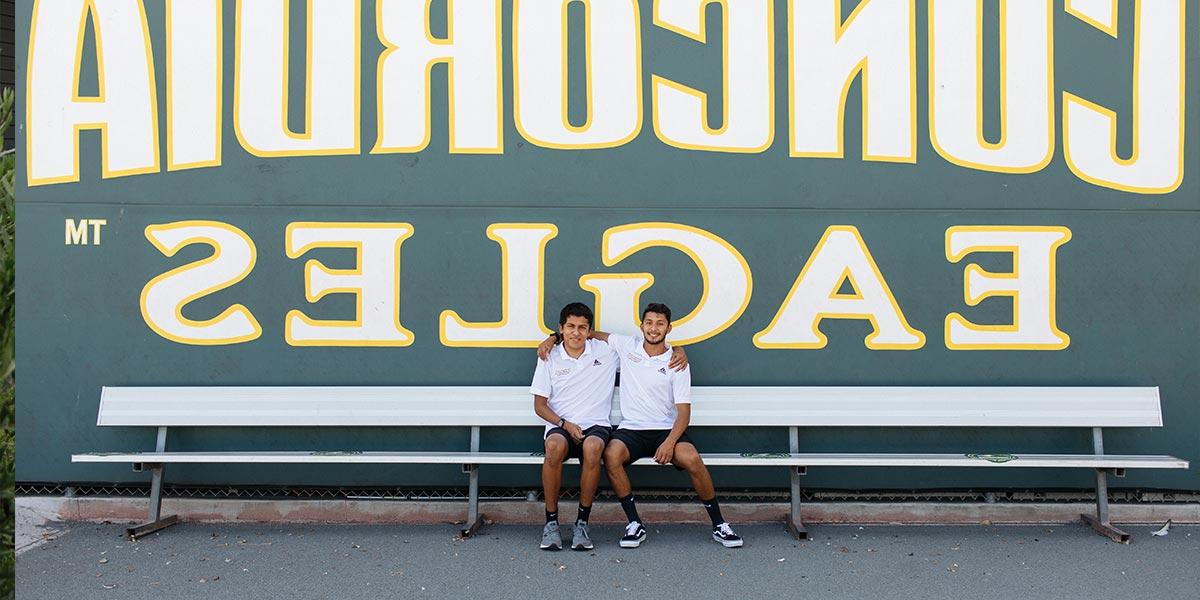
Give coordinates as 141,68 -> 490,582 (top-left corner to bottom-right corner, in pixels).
606,333 -> 634,354
671,364 -> 692,405
530,357 -> 552,397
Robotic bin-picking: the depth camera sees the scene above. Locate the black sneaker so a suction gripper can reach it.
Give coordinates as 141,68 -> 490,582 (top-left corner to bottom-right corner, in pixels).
712,522 -> 743,548
619,521 -> 647,548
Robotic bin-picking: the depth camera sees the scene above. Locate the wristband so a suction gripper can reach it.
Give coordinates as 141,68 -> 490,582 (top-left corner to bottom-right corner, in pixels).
557,417 -> 565,428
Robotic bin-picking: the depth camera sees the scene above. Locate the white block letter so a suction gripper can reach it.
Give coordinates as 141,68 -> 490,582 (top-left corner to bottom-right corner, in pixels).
945,226 -> 1071,350
929,0 -> 1054,173
26,0 -> 160,185
140,221 -> 260,345
440,224 -> 558,347
234,0 -> 360,156
1063,0 -> 1185,194
513,0 -> 642,149
790,0 -> 915,162
653,0 -> 773,153
374,0 -> 503,153
167,0 -> 222,170
285,223 -> 416,347
593,223 -> 752,346
754,226 -> 924,350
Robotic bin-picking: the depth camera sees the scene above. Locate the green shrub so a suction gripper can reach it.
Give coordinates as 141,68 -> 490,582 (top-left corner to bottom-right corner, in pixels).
1,85 -> 16,599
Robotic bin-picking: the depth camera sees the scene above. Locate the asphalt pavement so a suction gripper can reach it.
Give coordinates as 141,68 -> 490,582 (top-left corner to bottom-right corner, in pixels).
16,520 -> 1200,599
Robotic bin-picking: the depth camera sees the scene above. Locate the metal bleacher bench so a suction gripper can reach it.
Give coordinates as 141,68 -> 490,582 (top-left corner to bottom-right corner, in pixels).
72,386 -> 1188,543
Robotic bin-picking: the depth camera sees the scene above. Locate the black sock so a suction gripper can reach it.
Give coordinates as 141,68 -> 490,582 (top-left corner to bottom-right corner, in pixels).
618,495 -> 642,525
546,510 -> 558,524
702,497 -> 725,528
576,504 -> 592,524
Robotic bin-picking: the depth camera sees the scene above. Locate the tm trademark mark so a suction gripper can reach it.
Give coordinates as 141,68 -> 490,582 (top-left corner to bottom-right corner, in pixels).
65,219 -> 107,245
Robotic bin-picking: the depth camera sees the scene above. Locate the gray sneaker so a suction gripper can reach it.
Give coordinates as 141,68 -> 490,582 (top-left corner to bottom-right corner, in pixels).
571,521 -> 593,551
540,521 -> 562,551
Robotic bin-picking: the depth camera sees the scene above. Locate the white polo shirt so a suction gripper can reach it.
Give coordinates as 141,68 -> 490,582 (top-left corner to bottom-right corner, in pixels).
529,338 -> 619,434
607,333 -> 692,430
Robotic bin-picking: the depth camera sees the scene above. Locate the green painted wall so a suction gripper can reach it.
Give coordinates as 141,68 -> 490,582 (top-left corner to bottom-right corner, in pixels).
14,0 -> 1200,491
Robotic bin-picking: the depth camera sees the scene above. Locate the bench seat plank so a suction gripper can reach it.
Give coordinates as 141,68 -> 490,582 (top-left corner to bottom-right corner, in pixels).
71,451 -> 1189,469
95,386 -> 1165,428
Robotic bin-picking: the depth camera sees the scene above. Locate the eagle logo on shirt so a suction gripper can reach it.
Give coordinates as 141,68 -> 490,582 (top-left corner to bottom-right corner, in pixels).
553,368 -> 572,378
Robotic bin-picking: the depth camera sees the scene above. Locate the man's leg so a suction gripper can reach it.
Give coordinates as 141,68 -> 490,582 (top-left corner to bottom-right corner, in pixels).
578,436 -> 605,513
540,433 -> 569,550
673,442 -> 743,548
672,442 -> 715,500
571,435 -> 605,551
603,439 -> 635,506
605,437 -> 647,548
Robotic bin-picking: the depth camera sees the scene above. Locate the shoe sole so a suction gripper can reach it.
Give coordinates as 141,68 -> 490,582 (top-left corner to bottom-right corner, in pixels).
711,533 -> 743,548
540,544 -> 562,551
619,533 -> 647,548
571,542 -> 593,551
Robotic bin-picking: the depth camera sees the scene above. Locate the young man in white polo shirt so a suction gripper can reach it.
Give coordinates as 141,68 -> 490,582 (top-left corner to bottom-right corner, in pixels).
530,302 -> 619,551
603,303 -> 742,549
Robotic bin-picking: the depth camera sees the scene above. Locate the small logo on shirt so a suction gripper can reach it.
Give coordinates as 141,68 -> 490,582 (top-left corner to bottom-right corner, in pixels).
657,367 -> 667,375
593,359 -> 602,366
553,368 -> 572,378
626,353 -> 643,363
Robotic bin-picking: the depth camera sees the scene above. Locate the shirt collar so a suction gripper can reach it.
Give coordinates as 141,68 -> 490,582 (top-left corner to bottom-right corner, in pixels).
557,339 -> 593,361
635,336 -> 672,360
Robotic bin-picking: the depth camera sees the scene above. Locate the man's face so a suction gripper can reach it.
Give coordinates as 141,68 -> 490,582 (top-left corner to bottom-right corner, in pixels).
559,315 -> 591,353
640,311 -> 671,345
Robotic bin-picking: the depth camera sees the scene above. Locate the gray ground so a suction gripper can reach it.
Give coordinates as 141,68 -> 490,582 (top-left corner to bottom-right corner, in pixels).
16,520 -> 1199,600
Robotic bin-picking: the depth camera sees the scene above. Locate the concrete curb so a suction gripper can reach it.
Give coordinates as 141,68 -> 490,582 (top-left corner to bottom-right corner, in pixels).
19,496 -> 1200,527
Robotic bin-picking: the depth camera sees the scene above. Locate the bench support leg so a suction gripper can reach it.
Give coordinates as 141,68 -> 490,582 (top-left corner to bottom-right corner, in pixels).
787,466 -> 808,540
786,426 -> 808,540
1082,468 -> 1129,543
460,426 -> 486,538
460,465 -> 485,538
1081,428 -> 1129,543
127,427 -> 180,541
126,462 -> 179,541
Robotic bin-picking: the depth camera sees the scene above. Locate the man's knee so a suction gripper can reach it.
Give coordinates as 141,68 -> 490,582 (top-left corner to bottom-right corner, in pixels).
544,435 -> 568,462
674,444 -> 704,471
604,441 -> 628,470
581,437 -> 604,466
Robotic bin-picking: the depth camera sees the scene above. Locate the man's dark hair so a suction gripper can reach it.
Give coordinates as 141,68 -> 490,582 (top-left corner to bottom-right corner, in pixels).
559,302 -> 594,328
641,303 -> 672,323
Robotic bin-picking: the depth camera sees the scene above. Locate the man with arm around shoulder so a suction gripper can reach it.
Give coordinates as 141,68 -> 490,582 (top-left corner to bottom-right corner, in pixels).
530,302 -> 618,550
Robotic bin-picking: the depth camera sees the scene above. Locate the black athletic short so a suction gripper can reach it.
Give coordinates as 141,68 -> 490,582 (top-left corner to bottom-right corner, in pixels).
610,428 -> 694,465
545,425 -> 613,460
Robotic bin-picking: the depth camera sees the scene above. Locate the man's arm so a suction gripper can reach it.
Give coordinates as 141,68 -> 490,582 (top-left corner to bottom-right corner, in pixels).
533,395 -> 584,442
536,333 -> 560,361
653,404 -> 691,464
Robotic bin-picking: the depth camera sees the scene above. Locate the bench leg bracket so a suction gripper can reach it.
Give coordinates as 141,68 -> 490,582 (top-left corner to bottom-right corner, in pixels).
127,515 -> 180,541
459,426 -> 486,539
786,427 -> 809,540
1083,430 -> 1130,544
460,463 -> 486,538
787,465 -> 808,540
1081,512 -> 1129,544
127,458 -> 180,541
